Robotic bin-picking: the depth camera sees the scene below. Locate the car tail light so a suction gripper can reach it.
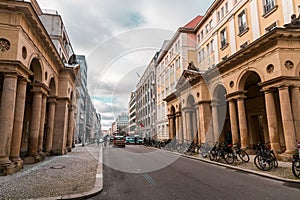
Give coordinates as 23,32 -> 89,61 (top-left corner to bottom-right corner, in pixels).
297,142 -> 300,149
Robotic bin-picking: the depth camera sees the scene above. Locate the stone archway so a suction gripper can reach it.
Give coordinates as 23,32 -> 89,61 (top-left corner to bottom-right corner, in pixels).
211,84 -> 229,143
239,71 -> 269,149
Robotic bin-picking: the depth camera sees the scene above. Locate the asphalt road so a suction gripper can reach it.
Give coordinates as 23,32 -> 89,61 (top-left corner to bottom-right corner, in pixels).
89,145 -> 300,200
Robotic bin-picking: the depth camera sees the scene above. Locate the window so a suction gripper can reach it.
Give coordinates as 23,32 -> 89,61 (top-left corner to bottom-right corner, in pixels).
200,30 -> 204,39
206,43 -> 210,55
205,24 -> 209,34
225,2 -> 228,13
221,7 -> 224,18
210,39 -> 214,53
238,10 -> 248,34
263,0 -> 275,14
220,28 -> 227,48
217,11 -> 220,21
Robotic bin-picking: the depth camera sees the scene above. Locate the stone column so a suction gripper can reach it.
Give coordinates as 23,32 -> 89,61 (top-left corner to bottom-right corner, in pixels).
290,86 -> 300,143
38,94 -> 47,155
264,89 -> 281,151
278,86 -> 296,154
186,110 -> 192,143
228,99 -> 239,145
211,101 -> 219,143
67,105 -> 75,152
182,110 -> 187,143
192,110 -> 198,144
10,77 -> 28,167
237,97 -> 249,149
167,114 -> 174,139
27,90 -> 42,157
175,112 -> 182,143
0,73 -> 18,168
45,97 -> 56,154
195,106 -> 201,144
198,102 -> 212,143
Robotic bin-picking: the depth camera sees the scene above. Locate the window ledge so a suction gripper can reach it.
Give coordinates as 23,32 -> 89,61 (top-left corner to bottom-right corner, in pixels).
220,43 -> 229,51
262,5 -> 278,18
238,27 -> 249,37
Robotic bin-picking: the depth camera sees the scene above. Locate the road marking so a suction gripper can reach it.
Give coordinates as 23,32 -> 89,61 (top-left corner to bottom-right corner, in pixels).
142,173 -> 155,185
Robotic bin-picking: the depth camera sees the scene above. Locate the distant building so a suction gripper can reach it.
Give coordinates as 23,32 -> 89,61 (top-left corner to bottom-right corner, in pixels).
115,113 -> 129,133
128,92 -> 136,136
136,53 -> 158,139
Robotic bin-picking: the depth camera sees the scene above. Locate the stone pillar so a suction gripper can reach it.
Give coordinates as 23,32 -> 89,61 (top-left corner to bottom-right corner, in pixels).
10,77 -> 28,168
186,110 -> 192,143
228,99 -> 239,145
38,94 -> 47,155
290,86 -> 300,143
182,110 -> 187,143
45,97 -> 56,154
211,101 -> 219,143
195,106 -> 201,145
198,102 -> 212,143
167,114 -> 174,139
278,86 -> 296,154
0,73 -> 18,170
237,97 -> 249,149
67,105 -> 75,152
175,112 -> 182,143
27,90 -> 43,157
52,99 -> 69,155
192,110 -> 197,144
264,89 -> 281,151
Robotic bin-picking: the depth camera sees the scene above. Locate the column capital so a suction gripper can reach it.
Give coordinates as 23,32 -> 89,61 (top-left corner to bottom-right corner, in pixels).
278,85 -> 290,91
175,111 -> 181,117
30,83 -> 49,95
3,72 -> 18,79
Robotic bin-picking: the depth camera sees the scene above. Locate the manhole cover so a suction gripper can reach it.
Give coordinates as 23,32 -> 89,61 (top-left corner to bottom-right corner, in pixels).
50,165 -> 65,169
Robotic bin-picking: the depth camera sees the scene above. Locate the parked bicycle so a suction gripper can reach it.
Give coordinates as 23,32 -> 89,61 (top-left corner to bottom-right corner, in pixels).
232,143 -> 249,163
185,141 -> 200,155
254,142 -> 278,171
209,142 -> 234,164
292,141 -> 300,178
199,142 -> 211,158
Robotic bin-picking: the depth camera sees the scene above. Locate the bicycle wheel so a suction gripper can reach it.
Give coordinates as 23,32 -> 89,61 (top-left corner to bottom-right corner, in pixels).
254,155 -> 273,171
238,150 -> 250,163
224,152 -> 234,164
270,152 -> 278,168
292,158 -> 300,178
209,150 -> 217,161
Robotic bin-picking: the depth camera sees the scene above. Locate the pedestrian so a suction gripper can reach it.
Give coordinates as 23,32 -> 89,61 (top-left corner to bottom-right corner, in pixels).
97,138 -> 100,146
103,136 -> 107,148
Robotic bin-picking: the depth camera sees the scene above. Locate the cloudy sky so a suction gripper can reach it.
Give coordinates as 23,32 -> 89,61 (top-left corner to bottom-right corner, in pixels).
37,0 -> 214,130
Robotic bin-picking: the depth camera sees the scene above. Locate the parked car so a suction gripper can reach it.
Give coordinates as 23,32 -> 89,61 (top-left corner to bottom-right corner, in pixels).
113,135 -> 126,147
126,136 -> 135,144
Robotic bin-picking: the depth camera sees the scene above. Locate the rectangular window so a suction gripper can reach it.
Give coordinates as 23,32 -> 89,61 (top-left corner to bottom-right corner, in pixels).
225,2 -> 228,13
221,7 -> 224,18
217,11 -> 220,22
205,24 -> 209,34
206,43 -> 210,55
210,39 -> 214,53
220,28 -> 227,48
263,0 -> 275,14
238,10 -> 247,34
200,30 -> 204,39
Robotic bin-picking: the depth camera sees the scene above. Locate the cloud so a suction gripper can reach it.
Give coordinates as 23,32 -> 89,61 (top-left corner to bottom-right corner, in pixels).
37,0 -> 215,129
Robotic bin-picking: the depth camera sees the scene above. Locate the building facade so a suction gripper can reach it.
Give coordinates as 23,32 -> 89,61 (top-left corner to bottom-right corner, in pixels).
136,53 -> 158,139
0,0 -> 78,175
155,16 -> 203,141
165,0 -> 300,160
128,92 -> 136,135
116,113 -> 129,133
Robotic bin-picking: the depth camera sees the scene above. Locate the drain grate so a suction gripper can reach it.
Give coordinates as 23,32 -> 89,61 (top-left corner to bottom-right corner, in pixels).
50,165 -> 65,169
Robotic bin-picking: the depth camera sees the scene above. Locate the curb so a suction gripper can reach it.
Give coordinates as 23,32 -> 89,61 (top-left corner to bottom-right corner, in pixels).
34,146 -> 104,200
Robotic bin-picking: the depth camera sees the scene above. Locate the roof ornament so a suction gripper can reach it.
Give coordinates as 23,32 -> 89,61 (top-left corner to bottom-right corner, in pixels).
284,14 -> 300,28
187,61 -> 199,72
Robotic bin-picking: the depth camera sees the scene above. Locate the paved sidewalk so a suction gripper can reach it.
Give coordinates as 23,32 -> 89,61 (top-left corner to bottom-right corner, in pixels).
0,144 -> 103,200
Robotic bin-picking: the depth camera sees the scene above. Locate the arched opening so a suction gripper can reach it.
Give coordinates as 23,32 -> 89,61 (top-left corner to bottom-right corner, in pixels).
212,85 -> 230,143
241,71 -> 269,148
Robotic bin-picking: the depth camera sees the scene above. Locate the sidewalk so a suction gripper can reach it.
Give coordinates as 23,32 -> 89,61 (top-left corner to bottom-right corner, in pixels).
0,144 -> 103,200
181,152 -> 300,183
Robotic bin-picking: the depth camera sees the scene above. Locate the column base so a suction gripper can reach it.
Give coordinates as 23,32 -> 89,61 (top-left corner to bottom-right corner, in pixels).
10,156 -> 24,171
271,142 -> 282,153
67,146 -> 72,152
277,152 -> 294,162
0,162 -> 18,176
23,155 -> 44,164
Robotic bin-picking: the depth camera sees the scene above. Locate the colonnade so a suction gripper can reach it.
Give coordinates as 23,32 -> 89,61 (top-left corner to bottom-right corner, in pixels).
0,72 -> 75,175
168,84 -> 300,155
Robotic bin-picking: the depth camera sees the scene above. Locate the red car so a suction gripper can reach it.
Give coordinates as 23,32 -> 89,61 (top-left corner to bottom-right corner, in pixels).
113,135 -> 126,147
